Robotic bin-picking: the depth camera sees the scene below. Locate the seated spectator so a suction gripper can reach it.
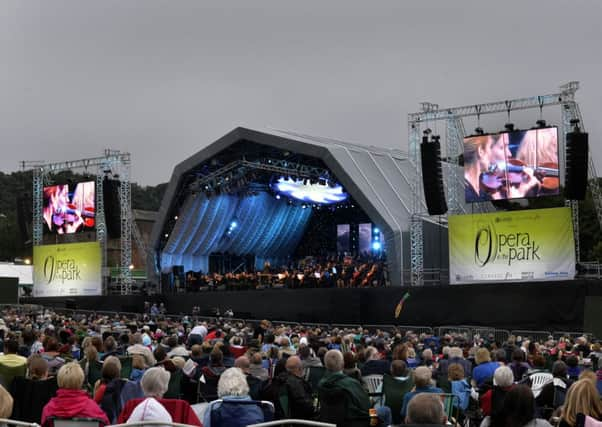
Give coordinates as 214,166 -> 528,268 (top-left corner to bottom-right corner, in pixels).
319,349 -> 391,427
120,354 -> 147,407
421,348 -> 434,369
0,338 -> 27,369
401,366 -> 444,420
249,352 -> 269,382
405,393 -> 447,425
566,355 -> 581,381
11,355 -> 58,423
374,359 -> 411,408
480,366 -> 514,417
0,384 -> 13,419
167,335 -> 189,358
283,355 -> 318,419
126,367 -> 173,425
41,362 -> 109,427
536,360 -> 571,411
42,337 -> 66,376
101,336 -> 120,360
203,367 -> 266,427
127,333 -> 156,367
94,356 -> 126,423
448,363 -> 471,412
299,343 -> 322,369
510,348 -> 531,381
437,346 -> 472,379
229,336 -> 248,359
118,367 -> 201,425
361,346 -> 390,376
558,379 -> 602,427
343,351 -> 363,383
472,348 -> 500,388
201,349 -> 227,380
481,384 -> 552,427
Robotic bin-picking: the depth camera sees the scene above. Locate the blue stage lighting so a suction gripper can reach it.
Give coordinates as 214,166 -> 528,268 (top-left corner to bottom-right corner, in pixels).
273,177 -> 348,204
230,221 -> 238,229
373,227 -> 380,234
372,241 -> 382,250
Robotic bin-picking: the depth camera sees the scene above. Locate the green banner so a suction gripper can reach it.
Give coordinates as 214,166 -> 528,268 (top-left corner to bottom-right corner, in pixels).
449,207 -> 575,284
33,241 -> 102,296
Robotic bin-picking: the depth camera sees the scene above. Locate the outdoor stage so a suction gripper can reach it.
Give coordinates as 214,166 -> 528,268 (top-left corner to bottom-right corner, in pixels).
23,280 -> 602,334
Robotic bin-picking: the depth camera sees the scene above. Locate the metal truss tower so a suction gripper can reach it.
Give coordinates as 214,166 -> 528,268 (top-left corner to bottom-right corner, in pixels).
27,150 -> 133,295
408,82 -> 595,286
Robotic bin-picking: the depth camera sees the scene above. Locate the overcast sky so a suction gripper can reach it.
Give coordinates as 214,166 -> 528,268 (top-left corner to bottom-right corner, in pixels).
1,0 -> 600,185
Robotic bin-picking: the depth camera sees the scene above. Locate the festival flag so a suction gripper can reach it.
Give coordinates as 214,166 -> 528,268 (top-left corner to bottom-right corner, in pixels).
394,292 -> 410,318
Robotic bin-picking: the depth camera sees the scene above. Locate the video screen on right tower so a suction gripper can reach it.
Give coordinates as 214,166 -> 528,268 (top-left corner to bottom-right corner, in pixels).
463,127 -> 559,202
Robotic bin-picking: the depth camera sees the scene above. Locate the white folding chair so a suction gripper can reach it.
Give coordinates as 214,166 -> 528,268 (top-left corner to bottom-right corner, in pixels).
530,372 -> 553,398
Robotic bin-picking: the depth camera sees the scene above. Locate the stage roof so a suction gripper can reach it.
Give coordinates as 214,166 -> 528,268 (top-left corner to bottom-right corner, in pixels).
149,127 -> 428,286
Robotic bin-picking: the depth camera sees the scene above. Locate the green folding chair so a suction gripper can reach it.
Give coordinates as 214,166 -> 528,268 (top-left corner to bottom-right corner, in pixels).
164,368 -> 184,399
439,393 -> 460,424
305,366 -> 326,395
119,356 -> 133,379
382,373 -> 414,425
0,362 -> 27,389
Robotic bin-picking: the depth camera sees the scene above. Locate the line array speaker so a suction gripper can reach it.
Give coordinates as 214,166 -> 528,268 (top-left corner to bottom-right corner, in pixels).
420,136 -> 448,215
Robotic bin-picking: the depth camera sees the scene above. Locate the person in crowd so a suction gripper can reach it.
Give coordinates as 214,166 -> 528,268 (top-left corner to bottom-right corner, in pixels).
0,384 -> 13,419
480,366 -> 514,417
343,351 -> 363,383
282,355 -> 318,419
448,363 -> 471,412
201,348 -> 227,380
361,346 -> 390,376
421,348 -> 434,369
536,360 -> 571,411
120,354 -> 147,406
481,384 -> 552,427
249,352 -> 269,382
401,366 -> 444,420
510,348 -> 531,382
125,367 -> 173,425
41,337 -> 66,375
41,362 -> 109,427
229,336 -> 248,359
566,355 -> 581,381
319,349 -> 391,427
94,356 -> 126,423
101,336 -> 120,360
203,367 -> 265,427
298,343 -> 322,369
166,335 -> 189,358
374,359 -> 412,409
559,379 -> 602,427
127,333 -> 156,367
188,323 -> 208,347
0,338 -> 27,369
405,393 -> 447,425
437,346 -> 472,378
472,348 -> 500,388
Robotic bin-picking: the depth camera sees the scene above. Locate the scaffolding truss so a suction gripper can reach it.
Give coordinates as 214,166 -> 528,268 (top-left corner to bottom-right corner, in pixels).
26,150 -> 133,295
408,81 -> 597,286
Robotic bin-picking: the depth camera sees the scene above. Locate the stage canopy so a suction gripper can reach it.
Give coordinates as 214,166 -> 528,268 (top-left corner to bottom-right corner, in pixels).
149,127 -> 431,286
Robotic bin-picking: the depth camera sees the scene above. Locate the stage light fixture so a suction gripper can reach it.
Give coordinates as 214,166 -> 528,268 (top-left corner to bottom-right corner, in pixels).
164,233 -> 169,238
475,127 -> 484,135
536,119 -> 547,128
174,215 -> 178,220
230,221 -> 238,229
374,227 -> 380,234
372,241 -> 382,251
504,123 -> 515,132
275,194 -> 281,199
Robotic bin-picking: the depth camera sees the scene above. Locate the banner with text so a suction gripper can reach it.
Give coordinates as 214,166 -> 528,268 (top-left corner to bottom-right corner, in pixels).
449,207 -> 575,284
34,241 -> 102,297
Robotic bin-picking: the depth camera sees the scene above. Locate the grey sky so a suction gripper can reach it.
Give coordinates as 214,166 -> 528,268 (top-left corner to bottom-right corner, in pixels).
1,0 -> 600,185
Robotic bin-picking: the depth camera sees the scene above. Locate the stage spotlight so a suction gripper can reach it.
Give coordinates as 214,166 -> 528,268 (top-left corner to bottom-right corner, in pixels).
504,123 -> 515,132
230,221 -> 238,229
536,119 -> 547,128
301,204 -> 308,209
474,127 -> 484,135
374,227 -> 380,234
164,233 -> 169,238
372,241 -> 382,251
275,194 -> 281,199
174,215 -> 178,220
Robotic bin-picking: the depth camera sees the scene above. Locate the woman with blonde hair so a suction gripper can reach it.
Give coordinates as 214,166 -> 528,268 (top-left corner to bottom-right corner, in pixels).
41,362 -> 109,426
559,379 -> 602,427
472,348 -> 501,388
0,384 -> 14,418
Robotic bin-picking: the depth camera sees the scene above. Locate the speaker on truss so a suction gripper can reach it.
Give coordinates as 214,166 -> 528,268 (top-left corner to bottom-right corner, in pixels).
565,120 -> 589,200
103,178 -> 122,238
420,135 -> 448,215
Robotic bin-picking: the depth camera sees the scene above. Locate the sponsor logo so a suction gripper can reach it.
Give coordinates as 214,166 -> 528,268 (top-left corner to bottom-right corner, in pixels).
474,221 -> 540,267
43,255 -> 82,285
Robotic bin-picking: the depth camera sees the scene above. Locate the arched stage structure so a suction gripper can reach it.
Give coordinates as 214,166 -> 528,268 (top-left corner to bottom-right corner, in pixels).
149,127 -> 446,287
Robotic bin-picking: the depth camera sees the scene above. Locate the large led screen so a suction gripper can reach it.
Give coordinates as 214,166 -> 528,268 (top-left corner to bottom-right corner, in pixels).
273,177 -> 348,204
464,127 -> 559,202
43,181 -> 95,234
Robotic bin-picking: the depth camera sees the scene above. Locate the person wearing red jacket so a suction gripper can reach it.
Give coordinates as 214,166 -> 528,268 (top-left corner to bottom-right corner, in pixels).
41,362 -> 109,427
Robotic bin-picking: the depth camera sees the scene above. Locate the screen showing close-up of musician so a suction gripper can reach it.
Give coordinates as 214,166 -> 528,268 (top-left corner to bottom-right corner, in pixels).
463,127 -> 559,202
42,181 -> 96,234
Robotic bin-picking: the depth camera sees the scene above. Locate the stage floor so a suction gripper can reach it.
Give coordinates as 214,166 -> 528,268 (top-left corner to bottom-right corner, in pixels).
23,280 -> 602,333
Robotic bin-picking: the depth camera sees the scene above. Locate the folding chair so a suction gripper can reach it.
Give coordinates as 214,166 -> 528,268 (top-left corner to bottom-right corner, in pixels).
49,417 -> 104,427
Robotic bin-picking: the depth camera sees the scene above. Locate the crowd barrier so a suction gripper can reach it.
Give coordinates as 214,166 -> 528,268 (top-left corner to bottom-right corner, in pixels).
0,304 -> 595,343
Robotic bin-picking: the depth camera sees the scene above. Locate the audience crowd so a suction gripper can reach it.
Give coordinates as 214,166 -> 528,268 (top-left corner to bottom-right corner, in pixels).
0,306 -> 600,427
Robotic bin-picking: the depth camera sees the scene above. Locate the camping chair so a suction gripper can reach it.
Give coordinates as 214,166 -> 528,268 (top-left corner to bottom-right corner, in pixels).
304,366 -> 326,395
10,375 -> 59,423
318,387 -> 367,427
361,374 -> 383,397
164,368 -> 184,399
439,394 -> 460,425
48,417 -> 105,427
0,419 -> 42,427
118,356 -> 133,379
382,373 -> 414,425
529,372 -> 553,398
0,362 -> 27,389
